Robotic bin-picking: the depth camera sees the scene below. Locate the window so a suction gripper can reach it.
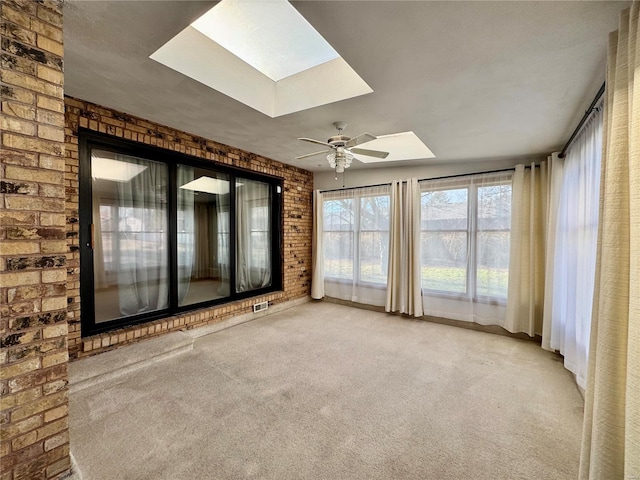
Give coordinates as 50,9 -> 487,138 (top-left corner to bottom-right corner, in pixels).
322,187 -> 390,286
419,174 -> 512,302
80,131 -> 282,336
420,188 -> 468,294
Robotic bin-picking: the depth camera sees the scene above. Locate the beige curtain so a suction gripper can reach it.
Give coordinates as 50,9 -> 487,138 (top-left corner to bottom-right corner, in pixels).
504,162 -> 549,336
386,178 -> 423,317
311,190 -> 324,299
541,153 -> 563,350
386,180 -> 403,312
580,4 -> 640,478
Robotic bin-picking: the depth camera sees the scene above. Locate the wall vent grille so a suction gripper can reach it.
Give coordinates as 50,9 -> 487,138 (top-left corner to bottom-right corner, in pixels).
253,301 -> 269,313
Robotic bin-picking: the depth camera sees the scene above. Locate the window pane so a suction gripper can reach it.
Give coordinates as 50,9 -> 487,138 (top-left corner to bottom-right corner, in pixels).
323,199 -> 354,231
359,195 -> 389,284
236,178 -> 272,293
478,184 -> 512,229
477,182 -> 511,299
360,231 -> 389,284
92,150 -> 168,323
420,231 -> 467,294
420,188 -> 468,294
477,231 -> 510,298
177,166 -> 231,306
421,189 -> 468,230
323,231 -> 353,279
360,196 -> 389,230
323,198 -> 354,280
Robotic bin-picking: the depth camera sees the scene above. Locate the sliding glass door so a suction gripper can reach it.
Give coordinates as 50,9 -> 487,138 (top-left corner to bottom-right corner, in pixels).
80,131 -> 282,336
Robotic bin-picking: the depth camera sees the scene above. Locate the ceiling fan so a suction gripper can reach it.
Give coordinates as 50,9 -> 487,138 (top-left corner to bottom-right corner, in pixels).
296,121 -> 389,173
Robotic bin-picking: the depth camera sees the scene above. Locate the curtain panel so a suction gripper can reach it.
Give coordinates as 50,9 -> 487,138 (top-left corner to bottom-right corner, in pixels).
177,165 -> 195,303
504,162 -> 549,336
543,105 -> 603,390
541,153 -> 565,351
580,3 -> 640,478
385,179 -> 423,317
311,190 -> 325,299
115,154 -> 170,317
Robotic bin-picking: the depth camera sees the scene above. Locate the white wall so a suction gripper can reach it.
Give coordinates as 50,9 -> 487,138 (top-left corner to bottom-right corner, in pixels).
313,154 -> 546,190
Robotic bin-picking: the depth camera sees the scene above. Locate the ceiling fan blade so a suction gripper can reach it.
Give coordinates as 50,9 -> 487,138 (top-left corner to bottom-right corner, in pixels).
350,147 -> 389,159
345,133 -> 376,148
295,149 -> 331,160
298,137 -> 332,147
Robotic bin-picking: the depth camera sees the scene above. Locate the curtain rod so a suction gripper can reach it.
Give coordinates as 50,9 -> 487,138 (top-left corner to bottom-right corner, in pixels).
558,82 -> 605,159
319,166 -> 537,193
417,166 -> 525,183
320,181 -> 391,194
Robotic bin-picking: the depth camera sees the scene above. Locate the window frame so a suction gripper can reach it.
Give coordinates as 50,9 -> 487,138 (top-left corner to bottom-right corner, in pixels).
322,191 -> 390,288
79,129 -> 283,337
419,177 -> 512,304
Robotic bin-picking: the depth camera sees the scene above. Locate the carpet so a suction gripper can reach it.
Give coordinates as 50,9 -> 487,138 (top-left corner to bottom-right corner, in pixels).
70,301 -> 583,479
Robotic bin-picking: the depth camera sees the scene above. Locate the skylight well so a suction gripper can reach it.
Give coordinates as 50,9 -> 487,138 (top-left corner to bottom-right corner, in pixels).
353,132 -> 436,163
191,1 -> 339,82
150,0 -> 372,117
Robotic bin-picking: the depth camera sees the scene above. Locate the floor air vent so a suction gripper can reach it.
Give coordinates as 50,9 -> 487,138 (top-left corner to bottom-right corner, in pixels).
253,301 -> 269,313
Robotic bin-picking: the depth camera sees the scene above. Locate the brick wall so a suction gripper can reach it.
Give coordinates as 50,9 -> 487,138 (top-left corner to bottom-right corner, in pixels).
64,97 -> 314,359
1,1 -> 71,479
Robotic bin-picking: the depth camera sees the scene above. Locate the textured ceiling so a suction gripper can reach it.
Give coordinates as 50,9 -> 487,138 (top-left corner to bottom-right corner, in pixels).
63,1 -> 627,172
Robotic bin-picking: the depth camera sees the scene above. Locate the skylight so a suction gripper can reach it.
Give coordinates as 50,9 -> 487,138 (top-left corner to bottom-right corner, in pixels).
191,0 -> 339,82
352,132 -> 435,163
150,0 -> 372,117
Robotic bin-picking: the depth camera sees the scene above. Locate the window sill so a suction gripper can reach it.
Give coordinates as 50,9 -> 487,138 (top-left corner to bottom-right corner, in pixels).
324,278 -> 387,290
422,290 -> 507,306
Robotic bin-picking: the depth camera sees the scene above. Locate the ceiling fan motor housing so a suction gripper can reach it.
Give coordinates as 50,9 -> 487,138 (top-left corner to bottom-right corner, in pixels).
328,135 -> 351,146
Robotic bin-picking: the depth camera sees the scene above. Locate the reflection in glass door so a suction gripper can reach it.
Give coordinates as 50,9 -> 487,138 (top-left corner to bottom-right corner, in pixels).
91,150 -> 169,323
177,166 -> 231,306
236,178 -> 272,293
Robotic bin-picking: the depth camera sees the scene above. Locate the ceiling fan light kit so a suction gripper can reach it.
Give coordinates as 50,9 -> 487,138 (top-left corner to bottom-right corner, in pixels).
296,121 -> 389,178
327,148 -> 353,173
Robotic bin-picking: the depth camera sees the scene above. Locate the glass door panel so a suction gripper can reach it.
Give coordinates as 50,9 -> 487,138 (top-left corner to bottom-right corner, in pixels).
177,166 -> 231,306
236,178 -> 272,293
91,150 -> 169,323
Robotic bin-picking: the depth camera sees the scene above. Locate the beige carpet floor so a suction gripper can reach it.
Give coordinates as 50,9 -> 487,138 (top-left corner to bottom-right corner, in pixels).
70,301 -> 583,479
